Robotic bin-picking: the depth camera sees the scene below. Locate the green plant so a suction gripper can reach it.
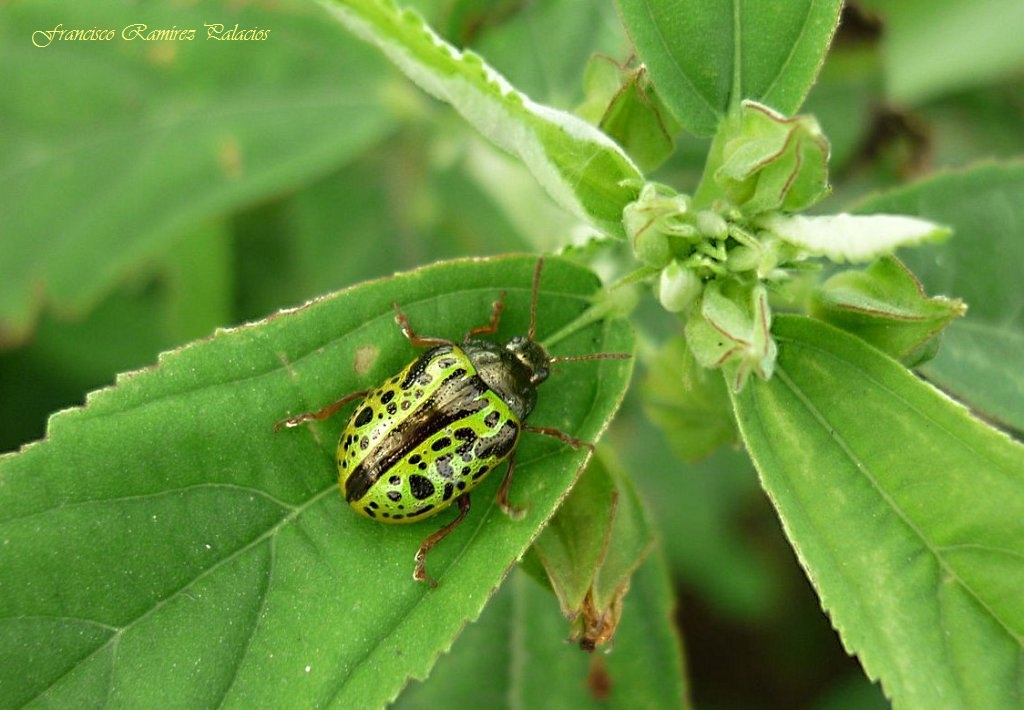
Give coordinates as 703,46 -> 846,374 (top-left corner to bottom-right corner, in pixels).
2,0 -> 1023,707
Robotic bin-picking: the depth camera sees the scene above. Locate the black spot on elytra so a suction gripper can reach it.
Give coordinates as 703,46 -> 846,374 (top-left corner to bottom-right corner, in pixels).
354,407 -> 373,427
401,401 -> 411,410
381,390 -> 395,404
455,427 -> 476,456
442,483 -> 454,501
472,465 -> 490,481
389,475 -> 401,486
409,474 -> 435,500
364,507 -> 376,518
431,436 -> 452,452
368,501 -> 379,509
360,436 -> 369,451
438,357 -> 457,368
387,490 -> 401,502
409,454 -> 422,465
386,402 -> 397,415
457,481 -> 466,490
484,411 -> 501,428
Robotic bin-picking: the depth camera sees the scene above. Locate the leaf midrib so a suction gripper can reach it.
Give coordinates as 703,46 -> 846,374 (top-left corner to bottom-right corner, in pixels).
773,343 -> 1024,648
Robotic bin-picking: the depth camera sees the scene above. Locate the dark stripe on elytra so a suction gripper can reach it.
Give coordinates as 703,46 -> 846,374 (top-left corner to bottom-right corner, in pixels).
345,369 -> 489,502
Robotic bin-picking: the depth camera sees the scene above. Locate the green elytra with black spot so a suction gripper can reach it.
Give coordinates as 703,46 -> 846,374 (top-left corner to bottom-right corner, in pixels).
277,259 -> 628,587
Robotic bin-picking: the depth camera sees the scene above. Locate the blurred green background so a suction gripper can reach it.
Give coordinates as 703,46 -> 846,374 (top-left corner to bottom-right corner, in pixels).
2,0 -> 1022,705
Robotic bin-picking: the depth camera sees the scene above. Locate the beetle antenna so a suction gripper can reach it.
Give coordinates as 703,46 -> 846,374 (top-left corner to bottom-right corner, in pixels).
549,352 -> 631,364
528,257 -> 543,341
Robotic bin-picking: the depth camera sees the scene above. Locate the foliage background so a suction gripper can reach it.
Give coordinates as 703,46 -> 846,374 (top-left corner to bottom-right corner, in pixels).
2,0 -> 1023,706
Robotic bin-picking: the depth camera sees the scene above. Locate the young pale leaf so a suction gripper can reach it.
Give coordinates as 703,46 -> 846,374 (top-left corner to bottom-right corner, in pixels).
760,212 -> 950,263
732,315 -> 1024,708
395,558 -> 688,708
0,256 -> 634,708
616,0 -> 843,136
0,0 -> 394,345
322,0 -> 642,238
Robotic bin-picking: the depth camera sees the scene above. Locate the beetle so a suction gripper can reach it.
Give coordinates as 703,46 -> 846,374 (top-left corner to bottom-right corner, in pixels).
276,258 -> 629,586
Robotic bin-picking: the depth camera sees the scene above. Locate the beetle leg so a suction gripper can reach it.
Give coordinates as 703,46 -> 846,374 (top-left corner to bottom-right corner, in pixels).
274,390 -> 368,431
496,451 -> 527,520
414,493 -> 472,588
523,424 -> 595,452
393,304 -> 452,349
463,291 -> 506,342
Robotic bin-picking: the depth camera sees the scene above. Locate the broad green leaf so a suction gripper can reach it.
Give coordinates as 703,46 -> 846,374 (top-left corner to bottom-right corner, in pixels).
0,256 -> 634,707
853,162 -> 1024,432
616,0 -> 843,136
0,0 -> 395,344
470,0 -> 627,108
859,0 -> 1024,105
0,222 -> 233,454
395,556 -> 688,708
322,0 -> 642,237
732,315 -> 1024,708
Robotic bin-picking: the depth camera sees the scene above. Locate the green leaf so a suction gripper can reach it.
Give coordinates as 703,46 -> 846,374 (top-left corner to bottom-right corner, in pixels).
860,0 -> 1024,105
0,0 -> 395,344
531,450 -> 654,650
711,101 -> 830,215
322,0 -> 642,238
616,0 -> 843,136
469,0 -> 627,108
801,43 -> 883,172
579,60 -> 683,172
642,334 -> 736,461
812,256 -> 966,366
395,556 -> 688,708
853,162 -> 1024,432
732,315 -> 1024,708
0,256 -> 634,707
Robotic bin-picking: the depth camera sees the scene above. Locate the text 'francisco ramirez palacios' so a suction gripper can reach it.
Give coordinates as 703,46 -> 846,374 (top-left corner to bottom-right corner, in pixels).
32,23 -> 271,48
